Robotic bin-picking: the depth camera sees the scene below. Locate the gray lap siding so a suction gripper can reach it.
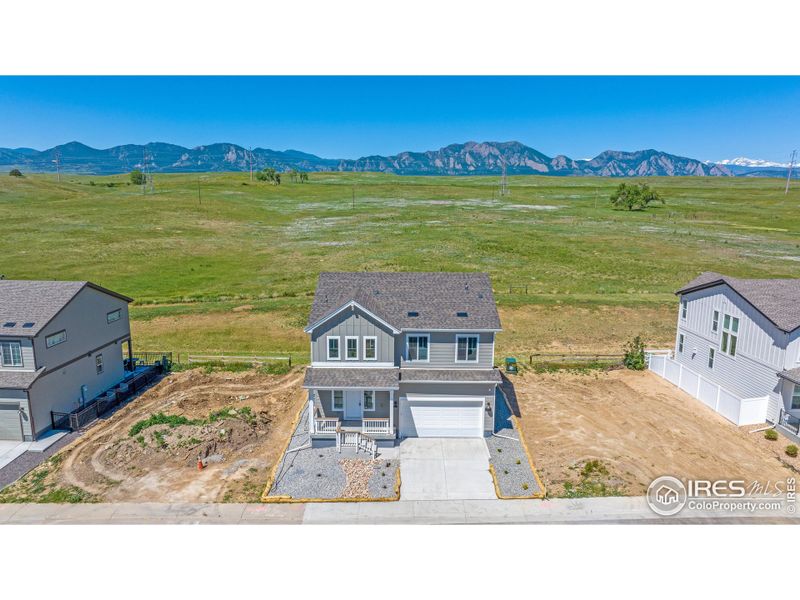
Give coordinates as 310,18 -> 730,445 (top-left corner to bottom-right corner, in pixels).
312,389 -> 391,419
397,331 -> 495,369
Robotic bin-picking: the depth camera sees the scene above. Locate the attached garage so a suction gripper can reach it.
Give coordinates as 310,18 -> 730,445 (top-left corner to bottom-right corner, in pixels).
0,403 -> 23,441
400,394 -> 484,438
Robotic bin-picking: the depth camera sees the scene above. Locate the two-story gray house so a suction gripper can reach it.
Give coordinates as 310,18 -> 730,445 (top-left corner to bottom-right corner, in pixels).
0,280 -> 133,441
652,272 -> 800,428
303,272 -> 502,446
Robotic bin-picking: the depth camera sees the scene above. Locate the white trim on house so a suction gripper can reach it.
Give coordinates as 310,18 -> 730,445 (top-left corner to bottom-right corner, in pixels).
362,390 -> 375,411
405,333 -> 430,363
401,328 -> 502,333
363,336 -> 377,361
344,336 -> 359,361
332,389 -> 344,411
454,334 -> 480,363
311,386 -> 399,391
311,361 -> 395,368
326,336 -> 341,361
304,300 -> 401,334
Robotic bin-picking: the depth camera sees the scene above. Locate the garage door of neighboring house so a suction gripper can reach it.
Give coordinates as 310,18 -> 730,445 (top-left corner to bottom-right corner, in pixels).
400,396 -> 484,438
0,403 -> 23,441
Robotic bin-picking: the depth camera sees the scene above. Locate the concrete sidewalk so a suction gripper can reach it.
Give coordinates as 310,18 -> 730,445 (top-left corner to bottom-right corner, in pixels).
2,496 -> 798,524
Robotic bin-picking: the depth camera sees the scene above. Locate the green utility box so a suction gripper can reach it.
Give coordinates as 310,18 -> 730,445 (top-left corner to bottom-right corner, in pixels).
505,357 -> 518,374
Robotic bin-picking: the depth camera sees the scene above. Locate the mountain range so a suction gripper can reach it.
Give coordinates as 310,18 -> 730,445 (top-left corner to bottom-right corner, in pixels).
0,140 -> 788,177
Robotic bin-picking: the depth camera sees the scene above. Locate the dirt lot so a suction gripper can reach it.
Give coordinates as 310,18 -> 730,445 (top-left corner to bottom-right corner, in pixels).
0,368 -> 305,503
510,368 -> 800,497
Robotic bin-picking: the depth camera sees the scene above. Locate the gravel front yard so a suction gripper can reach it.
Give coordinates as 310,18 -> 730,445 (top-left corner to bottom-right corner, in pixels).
266,406 -> 399,500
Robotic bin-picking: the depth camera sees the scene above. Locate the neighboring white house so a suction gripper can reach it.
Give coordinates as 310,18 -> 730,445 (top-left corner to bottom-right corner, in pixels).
0,280 -> 133,441
648,272 -> 800,428
302,272 -> 502,448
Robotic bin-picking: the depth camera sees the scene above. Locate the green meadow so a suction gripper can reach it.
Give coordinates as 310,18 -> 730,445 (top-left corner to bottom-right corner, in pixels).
2,171 -> 798,361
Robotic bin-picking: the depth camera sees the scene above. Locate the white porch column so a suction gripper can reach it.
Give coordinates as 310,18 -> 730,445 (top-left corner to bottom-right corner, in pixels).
308,394 -> 315,434
389,390 -> 394,435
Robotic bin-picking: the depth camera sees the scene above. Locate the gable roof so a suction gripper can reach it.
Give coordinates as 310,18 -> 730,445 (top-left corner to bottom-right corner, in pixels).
0,280 -> 133,337
306,272 -> 502,332
676,272 -> 800,333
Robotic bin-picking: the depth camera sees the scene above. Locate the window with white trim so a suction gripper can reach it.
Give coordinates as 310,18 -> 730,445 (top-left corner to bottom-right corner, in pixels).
792,385 -> 800,410
96,353 -> 104,374
456,334 -> 479,362
707,347 -> 715,369
0,341 -> 22,367
678,333 -> 684,353
46,330 -> 67,348
345,336 -> 359,360
327,337 -> 340,360
712,310 -> 719,333
681,301 -> 687,320
363,336 -> 377,360
332,390 -> 344,411
720,314 -> 739,357
107,309 -> 121,324
363,390 -> 375,411
406,334 -> 429,362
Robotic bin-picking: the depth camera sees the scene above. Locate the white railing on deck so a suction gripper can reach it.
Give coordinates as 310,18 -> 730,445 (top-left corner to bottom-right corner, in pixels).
362,418 -> 390,434
315,418 -> 339,433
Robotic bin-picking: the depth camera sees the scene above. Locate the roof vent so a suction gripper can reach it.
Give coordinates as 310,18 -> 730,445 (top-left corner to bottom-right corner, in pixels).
456,311 -> 468,317
407,311 -> 419,317
22,322 -> 34,328
3,322 -> 16,328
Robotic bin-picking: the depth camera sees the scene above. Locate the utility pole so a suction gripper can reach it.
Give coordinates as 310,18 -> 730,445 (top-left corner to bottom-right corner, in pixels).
53,150 -> 61,182
352,185 -> 355,210
197,176 -> 202,205
249,147 -> 253,182
499,160 -> 509,197
785,150 -> 797,195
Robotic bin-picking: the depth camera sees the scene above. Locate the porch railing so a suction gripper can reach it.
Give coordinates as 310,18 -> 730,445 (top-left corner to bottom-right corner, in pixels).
779,409 -> 800,436
335,430 -> 377,458
314,418 -> 339,433
362,418 -> 391,435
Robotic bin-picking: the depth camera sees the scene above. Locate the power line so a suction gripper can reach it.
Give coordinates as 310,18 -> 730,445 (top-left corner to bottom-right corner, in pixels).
785,150 -> 796,195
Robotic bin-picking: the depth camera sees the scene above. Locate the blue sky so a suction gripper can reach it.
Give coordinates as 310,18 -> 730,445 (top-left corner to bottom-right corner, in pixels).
0,76 -> 798,162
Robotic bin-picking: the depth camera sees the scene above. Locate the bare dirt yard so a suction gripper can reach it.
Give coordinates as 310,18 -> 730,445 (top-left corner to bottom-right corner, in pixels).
509,368 -> 800,497
0,368 -> 305,503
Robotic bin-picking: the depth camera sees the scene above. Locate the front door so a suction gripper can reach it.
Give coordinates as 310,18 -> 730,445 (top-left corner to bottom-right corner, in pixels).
344,390 -> 362,420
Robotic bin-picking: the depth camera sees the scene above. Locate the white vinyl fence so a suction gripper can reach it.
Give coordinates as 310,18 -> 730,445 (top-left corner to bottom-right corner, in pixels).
646,351 -> 768,426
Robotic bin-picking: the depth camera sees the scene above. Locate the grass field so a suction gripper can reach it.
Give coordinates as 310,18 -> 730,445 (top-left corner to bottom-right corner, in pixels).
2,171 -> 799,362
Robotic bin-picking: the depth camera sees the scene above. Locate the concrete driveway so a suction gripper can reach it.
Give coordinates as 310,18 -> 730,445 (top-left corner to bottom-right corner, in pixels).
398,438 -> 496,500
0,441 -> 29,470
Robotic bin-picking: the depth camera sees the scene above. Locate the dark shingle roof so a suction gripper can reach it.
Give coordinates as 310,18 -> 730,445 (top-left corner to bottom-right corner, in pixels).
0,368 -> 45,390
306,272 -> 501,331
303,367 -> 399,389
0,280 -> 132,337
399,368 -> 501,383
778,367 -> 800,386
677,272 -> 800,333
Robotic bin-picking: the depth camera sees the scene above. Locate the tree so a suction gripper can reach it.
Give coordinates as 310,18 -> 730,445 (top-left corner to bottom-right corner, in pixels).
623,335 -> 647,370
256,167 -> 280,185
8,168 -> 23,177
609,182 -> 664,211
299,172 -> 309,183
288,169 -> 298,183
130,169 -> 145,185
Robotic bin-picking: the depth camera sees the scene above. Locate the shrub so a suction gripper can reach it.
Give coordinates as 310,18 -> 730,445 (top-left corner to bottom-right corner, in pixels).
610,182 -> 664,211
522,483 -> 529,490
9,168 -> 23,177
786,445 -> 798,458
129,412 -> 200,436
623,335 -> 646,370
764,429 -> 779,441
130,169 -> 145,185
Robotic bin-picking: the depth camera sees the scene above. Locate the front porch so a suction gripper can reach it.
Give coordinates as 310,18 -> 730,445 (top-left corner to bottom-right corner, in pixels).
307,388 -> 397,441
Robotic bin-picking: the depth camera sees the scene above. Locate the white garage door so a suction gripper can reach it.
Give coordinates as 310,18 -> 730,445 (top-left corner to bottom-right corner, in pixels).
400,396 -> 484,438
0,404 -> 23,441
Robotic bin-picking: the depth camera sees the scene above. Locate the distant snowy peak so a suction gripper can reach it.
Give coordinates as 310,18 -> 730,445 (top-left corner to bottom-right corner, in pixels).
715,157 -> 794,168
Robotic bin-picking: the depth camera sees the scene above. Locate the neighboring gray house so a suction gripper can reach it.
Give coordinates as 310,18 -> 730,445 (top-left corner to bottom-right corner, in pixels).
303,272 -> 502,446
0,280 -> 133,441
649,272 -> 800,428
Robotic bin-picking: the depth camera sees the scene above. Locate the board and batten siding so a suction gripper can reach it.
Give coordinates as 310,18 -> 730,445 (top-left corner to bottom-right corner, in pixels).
675,285 -> 787,419
396,331 -> 495,369
0,337 -> 35,372
310,307 -> 395,363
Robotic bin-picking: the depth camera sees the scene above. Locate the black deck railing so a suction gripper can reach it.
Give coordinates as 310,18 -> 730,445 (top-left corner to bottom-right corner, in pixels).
779,409 -> 800,436
125,351 -> 173,372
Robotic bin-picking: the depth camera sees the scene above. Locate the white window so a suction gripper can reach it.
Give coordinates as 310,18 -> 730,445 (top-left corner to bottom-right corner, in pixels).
681,301 -> 687,320
0,341 -> 22,367
406,334 -> 429,362
96,353 -> 104,374
345,336 -> 359,360
332,390 -> 344,411
712,310 -> 719,333
363,390 -> 375,411
107,309 -> 121,324
720,314 -> 739,357
363,336 -> 377,361
327,336 -> 340,360
792,385 -> 800,410
708,347 -> 715,369
678,333 -> 684,353
456,334 -> 479,362
46,330 -> 67,348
